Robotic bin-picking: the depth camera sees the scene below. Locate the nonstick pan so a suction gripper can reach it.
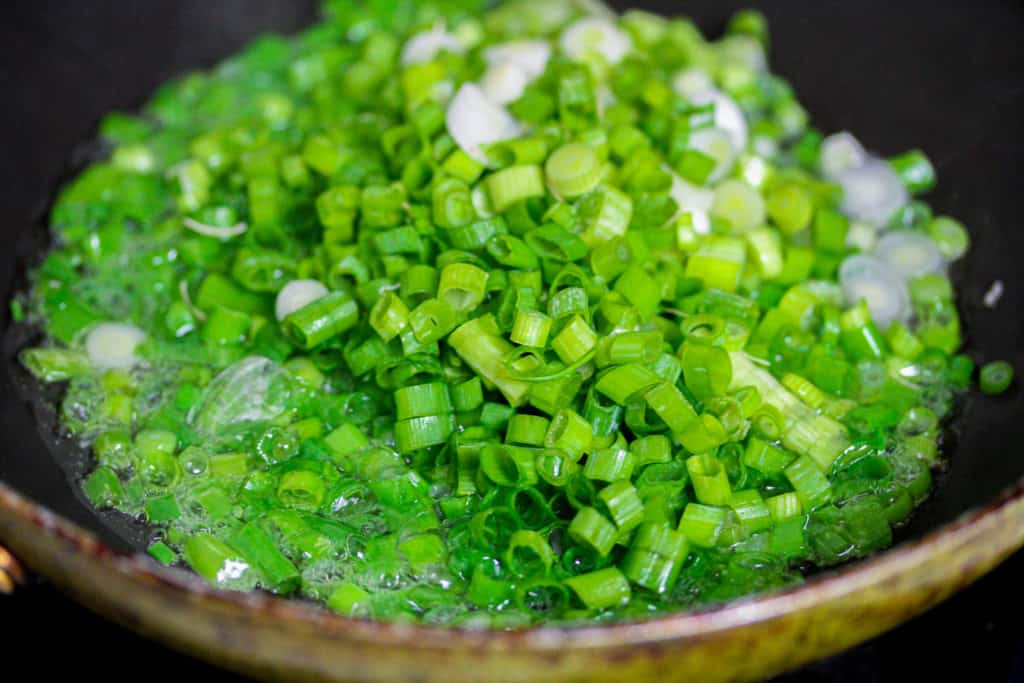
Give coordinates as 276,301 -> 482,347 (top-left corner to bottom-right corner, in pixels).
1,1 -> 1022,681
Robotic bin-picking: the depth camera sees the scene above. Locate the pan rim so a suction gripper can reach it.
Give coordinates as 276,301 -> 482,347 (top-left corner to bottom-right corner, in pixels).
1,473 -> 1022,649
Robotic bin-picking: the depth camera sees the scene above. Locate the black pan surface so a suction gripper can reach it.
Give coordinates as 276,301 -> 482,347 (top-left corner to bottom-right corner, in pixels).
0,0 -> 1022,576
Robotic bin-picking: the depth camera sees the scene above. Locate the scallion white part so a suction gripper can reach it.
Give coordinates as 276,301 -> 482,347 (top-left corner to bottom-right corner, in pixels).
679,211 -> 711,239
559,16 -> 633,65
689,127 -> 738,183
820,131 -> 867,179
874,230 -> 945,280
671,67 -> 716,101
480,61 -> 529,105
839,254 -> 911,329
483,40 -> 552,80
846,220 -> 879,252
711,178 -> 766,233
739,154 -> 771,188
668,170 -> 714,234
836,158 -> 909,227
691,90 -> 748,153
85,322 -> 146,370
182,217 -> 247,240
400,24 -> 464,66
835,157 -> 909,227
275,280 -> 329,322
446,83 -> 524,165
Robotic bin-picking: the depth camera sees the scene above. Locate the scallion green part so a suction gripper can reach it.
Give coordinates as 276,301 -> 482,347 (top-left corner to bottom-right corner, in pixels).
546,143 -> 603,198
18,0 -> 980,628
980,360 -> 1013,396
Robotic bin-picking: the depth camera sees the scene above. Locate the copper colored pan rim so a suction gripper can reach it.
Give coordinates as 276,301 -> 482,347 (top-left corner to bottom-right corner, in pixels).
2,474 -> 1023,649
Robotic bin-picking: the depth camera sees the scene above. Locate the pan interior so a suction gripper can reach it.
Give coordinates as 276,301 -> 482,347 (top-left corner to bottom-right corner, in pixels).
1,0 -> 1022,572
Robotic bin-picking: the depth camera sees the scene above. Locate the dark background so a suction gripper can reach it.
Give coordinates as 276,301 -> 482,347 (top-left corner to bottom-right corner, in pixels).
2,1 -> 1023,681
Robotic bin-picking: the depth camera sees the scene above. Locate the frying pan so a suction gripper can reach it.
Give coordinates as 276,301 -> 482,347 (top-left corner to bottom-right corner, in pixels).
1,1 -> 1022,681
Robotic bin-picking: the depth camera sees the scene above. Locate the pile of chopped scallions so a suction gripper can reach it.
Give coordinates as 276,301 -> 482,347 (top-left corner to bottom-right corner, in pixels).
17,0 -> 1013,626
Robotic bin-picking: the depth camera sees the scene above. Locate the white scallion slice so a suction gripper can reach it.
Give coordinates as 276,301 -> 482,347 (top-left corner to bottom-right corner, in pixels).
739,154 -> 772,188
275,280 -> 329,322
446,83 -> 524,165
836,158 -> 909,227
820,131 -> 867,179
400,25 -> 464,66
183,217 -> 248,240
484,40 -> 552,80
671,67 -> 716,101
480,62 -> 529,105
689,127 -> 737,183
874,230 -> 945,280
668,170 -> 714,234
846,220 -> 879,252
691,90 -> 748,153
85,322 -> 146,370
710,178 -> 766,234
839,254 -> 911,329
559,16 -> 633,65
